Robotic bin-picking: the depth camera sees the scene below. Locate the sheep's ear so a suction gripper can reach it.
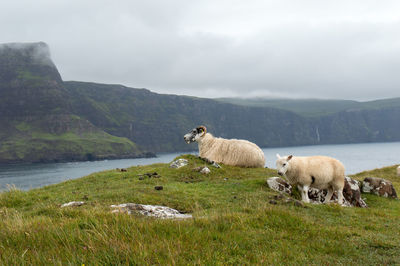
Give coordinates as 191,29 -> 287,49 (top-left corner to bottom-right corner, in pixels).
287,155 -> 293,161
276,153 -> 281,159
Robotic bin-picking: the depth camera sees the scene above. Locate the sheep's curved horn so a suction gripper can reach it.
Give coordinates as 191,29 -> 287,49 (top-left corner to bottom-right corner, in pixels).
198,126 -> 207,136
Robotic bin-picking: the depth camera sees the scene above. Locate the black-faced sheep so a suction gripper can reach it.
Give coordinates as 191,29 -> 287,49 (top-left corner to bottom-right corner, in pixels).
183,126 -> 265,168
275,154 -> 345,204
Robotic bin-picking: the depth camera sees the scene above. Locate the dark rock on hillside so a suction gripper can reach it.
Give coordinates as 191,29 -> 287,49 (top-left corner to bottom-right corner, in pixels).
362,177 -> 398,199
266,176 -> 367,207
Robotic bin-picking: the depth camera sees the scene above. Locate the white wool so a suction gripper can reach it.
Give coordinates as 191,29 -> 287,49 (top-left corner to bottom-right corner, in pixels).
197,133 -> 265,168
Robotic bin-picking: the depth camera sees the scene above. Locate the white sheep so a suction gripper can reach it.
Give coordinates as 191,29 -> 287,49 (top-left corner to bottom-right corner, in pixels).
275,154 -> 345,204
183,126 -> 265,168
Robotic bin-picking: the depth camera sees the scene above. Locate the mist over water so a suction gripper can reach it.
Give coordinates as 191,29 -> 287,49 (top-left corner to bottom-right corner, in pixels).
0,142 -> 399,191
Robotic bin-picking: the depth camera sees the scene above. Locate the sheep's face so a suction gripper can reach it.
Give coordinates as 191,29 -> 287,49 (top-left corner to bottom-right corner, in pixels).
184,127 -> 206,143
276,154 -> 293,176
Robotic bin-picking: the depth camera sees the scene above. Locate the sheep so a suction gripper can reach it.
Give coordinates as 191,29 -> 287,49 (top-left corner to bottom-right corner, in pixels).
275,154 -> 345,204
183,126 -> 265,168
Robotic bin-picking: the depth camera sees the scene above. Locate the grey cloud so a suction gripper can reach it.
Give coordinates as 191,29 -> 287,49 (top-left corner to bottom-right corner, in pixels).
1,0 -> 400,100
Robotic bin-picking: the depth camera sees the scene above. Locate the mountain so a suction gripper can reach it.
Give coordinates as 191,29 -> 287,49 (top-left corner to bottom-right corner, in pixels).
0,42 -> 144,163
216,97 -> 400,117
64,81 -> 400,153
1,41 -> 400,163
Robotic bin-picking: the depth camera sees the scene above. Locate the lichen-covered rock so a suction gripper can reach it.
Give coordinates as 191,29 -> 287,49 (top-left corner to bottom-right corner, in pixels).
343,177 -> 367,207
362,177 -> 398,198
110,203 -> 192,219
267,176 -> 367,207
61,201 -> 85,208
266,177 -> 292,194
169,159 -> 189,169
200,167 -> 210,174
193,166 -> 210,174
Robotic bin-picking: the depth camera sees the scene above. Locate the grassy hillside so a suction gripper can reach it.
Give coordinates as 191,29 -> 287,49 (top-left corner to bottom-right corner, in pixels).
0,115 -> 143,163
0,155 -> 399,264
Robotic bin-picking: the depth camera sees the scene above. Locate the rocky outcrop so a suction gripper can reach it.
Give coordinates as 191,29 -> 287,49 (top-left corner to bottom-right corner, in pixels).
361,177 -> 398,199
110,203 -> 192,219
170,159 -> 189,168
266,177 -> 292,194
266,176 -> 367,207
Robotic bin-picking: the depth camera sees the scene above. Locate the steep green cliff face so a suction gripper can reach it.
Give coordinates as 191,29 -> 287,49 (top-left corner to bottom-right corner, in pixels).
65,81 -> 400,153
65,82 -> 319,152
0,42 -> 142,163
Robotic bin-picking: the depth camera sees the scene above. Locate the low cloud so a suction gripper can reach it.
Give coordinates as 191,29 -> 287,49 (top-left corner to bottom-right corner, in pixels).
1,0 -> 400,100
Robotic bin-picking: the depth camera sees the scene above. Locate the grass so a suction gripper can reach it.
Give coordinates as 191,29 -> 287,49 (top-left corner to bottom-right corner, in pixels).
0,155 -> 399,264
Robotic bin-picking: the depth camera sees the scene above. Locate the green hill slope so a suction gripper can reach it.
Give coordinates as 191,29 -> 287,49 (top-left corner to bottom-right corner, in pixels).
0,155 -> 398,264
65,81 -> 400,153
0,42 -> 143,163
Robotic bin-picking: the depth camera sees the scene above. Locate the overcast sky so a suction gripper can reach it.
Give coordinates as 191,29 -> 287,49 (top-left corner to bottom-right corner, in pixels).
1,0 -> 400,100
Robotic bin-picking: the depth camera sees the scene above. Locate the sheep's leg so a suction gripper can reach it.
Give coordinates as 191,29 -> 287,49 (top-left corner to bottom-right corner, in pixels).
337,189 -> 344,205
324,187 -> 334,204
299,185 -> 310,203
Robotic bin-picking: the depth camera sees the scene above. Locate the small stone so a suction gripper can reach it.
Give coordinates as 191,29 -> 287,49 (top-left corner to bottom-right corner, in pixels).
284,198 -> 294,203
200,167 -> 210,174
269,200 -> 278,205
223,178 -> 228,181
294,200 -> 305,208
154,186 -> 163,191
193,167 -> 203,172
211,162 -> 221,168
61,201 -> 85,208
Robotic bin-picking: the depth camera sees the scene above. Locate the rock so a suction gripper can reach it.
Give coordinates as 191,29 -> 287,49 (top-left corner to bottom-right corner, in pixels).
200,167 -> 210,174
266,177 -> 292,194
362,177 -> 398,198
266,176 -> 367,207
397,166 -> 400,177
110,203 -> 192,219
169,159 -> 189,169
343,177 -> 368,207
211,162 -> 221,168
308,187 -> 326,203
154,186 -> 163,191
138,172 -> 161,179
61,201 -> 84,208
294,200 -> 305,208
193,166 -> 211,174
